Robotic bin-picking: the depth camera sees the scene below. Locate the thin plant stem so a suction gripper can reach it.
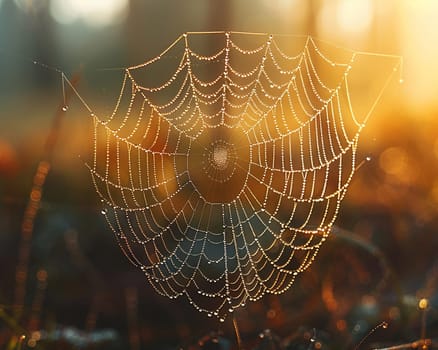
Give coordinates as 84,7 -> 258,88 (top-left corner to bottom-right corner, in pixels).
232,315 -> 243,350
13,72 -> 82,320
16,334 -> 26,350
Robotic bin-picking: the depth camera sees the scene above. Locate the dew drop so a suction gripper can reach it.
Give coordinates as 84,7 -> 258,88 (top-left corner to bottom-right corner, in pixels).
219,318 -> 225,323
366,156 -> 372,161
62,105 -> 68,112
101,209 -> 107,215
382,322 -> 388,329
419,298 -> 428,309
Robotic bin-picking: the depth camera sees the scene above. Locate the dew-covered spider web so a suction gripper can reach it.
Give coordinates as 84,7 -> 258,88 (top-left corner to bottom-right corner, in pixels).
88,32 -> 402,320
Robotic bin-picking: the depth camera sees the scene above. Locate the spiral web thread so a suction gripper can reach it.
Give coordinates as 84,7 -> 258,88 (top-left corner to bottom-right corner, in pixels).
88,32 -> 402,320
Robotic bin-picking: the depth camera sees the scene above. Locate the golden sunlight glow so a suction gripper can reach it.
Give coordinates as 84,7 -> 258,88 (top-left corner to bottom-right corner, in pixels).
336,0 -> 373,35
401,0 -> 438,109
430,181 -> 438,205
0,139 -> 18,175
49,0 -> 129,27
379,147 -> 412,183
434,139 -> 438,159
263,0 -> 298,12
317,0 -> 373,41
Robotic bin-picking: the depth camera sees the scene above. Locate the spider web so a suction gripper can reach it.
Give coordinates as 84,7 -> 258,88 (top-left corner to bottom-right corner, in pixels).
88,32 -> 401,320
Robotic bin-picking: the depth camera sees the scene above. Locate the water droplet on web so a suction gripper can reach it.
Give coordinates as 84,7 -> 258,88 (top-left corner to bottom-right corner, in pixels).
382,322 -> 388,329
101,209 -> 107,215
62,106 -> 68,112
219,318 -> 225,323
366,156 -> 372,161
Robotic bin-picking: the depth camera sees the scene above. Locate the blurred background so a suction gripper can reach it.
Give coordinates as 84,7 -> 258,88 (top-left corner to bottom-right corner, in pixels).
0,0 -> 437,349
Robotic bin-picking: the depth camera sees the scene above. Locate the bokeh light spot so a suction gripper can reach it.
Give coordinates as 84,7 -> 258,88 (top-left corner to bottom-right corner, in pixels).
318,0 -> 373,39
267,309 -> 276,319
336,319 -> 347,331
337,0 -> 373,35
49,0 -> 129,27
379,147 -> 409,177
418,298 -> 428,310
36,269 -> 48,282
